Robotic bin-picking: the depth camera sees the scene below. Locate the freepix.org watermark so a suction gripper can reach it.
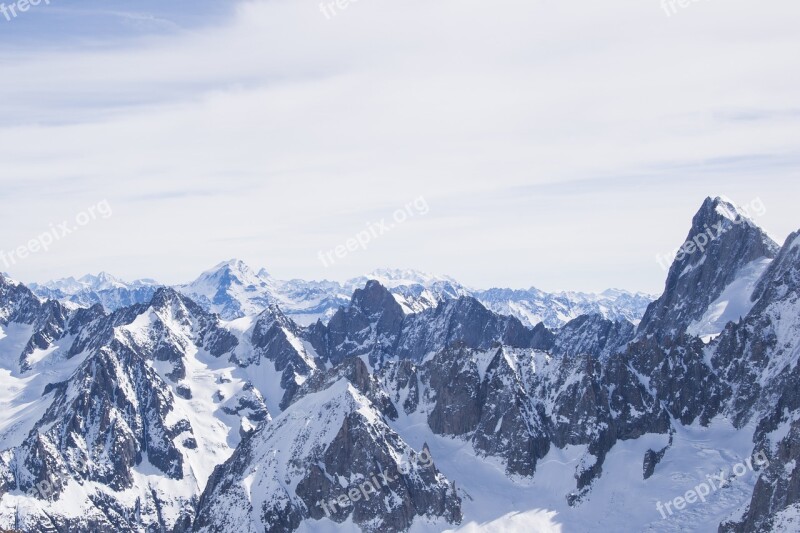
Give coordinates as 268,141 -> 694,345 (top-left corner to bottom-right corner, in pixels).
1,200 -> 113,269
655,197 -> 766,271
661,0 -> 710,18
319,0 -> 359,20
1,0 -> 50,22
656,450 -> 769,519
316,448 -> 434,517
318,196 -> 429,268
25,455 -> 90,501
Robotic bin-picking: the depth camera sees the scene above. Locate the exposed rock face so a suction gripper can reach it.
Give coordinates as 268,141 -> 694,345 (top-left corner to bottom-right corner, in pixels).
23,344 -> 186,490
432,344 -> 551,477
395,296 -> 536,361
714,231 -> 800,532
639,196 -> 779,340
323,280 -> 406,366
1,274 -> 103,373
382,278 -> 471,315
0,275 -> 43,325
194,378 -> 461,533
287,356 -> 398,421
0,284 -> 266,532
551,313 -> 635,359
307,282 -> 539,367
643,436 -> 672,480
188,211 -> 800,530
622,333 -> 728,426
377,340 -> 672,495
3,199 -> 800,533
530,321 -> 557,351
240,304 -> 321,409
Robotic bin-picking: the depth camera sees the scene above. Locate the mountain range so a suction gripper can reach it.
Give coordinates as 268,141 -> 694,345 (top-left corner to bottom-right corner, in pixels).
0,196 -> 797,532
27,263 -> 655,330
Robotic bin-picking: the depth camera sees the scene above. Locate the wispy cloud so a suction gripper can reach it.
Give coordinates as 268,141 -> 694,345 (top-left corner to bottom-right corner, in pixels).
0,0 -> 798,291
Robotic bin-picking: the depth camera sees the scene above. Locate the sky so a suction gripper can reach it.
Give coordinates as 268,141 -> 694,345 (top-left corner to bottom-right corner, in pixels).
0,0 -> 798,294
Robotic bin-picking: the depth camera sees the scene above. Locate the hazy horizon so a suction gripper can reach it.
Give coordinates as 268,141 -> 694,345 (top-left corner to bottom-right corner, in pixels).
1,0 -> 798,294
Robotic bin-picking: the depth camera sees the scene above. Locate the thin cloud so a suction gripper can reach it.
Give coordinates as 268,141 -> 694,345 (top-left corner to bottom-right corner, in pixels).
0,0 -> 798,291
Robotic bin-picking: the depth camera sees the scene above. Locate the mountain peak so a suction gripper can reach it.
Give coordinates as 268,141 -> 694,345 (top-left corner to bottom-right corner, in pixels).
697,195 -> 767,229
210,258 -> 252,273
350,280 -> 399,315
639,196 -> 780,339
77,272 -> 126,290
195,259 -> 265,284
149,286 -> 188,309
0,272 -> 20,287
359,268 -> 458,288
179,260 -> 273,320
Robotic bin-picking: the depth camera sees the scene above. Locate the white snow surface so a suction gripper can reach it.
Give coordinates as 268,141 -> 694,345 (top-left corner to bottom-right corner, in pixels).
687,257 -> 773,341
32,261 -> 655,329
0,324 -> 86,450
390,414 -> 760,533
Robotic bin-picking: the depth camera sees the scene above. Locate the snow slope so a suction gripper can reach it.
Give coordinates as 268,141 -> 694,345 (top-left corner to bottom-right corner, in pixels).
687,258 -> 773,342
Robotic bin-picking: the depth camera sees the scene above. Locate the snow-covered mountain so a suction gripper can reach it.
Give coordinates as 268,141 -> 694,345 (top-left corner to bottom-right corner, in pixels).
343,268 -> 472,316
3,196 -> 799,532
475,286 -> 654,329
290,269 -> 652,329
29,263 -> 654,331
176,259 -> 277,320
29,272 -> 161,312
638,196 -> 779,341
174,263 -> 472,325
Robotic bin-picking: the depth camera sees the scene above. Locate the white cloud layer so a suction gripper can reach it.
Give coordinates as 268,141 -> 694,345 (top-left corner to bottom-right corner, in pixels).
0,0 -> 798,292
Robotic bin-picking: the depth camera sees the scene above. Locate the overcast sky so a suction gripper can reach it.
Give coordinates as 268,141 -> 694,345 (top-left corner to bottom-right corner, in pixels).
0,0 -> 798,293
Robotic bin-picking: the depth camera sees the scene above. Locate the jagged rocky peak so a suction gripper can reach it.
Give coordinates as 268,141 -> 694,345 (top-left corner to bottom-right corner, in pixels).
751,229 -> 800,304
350,279 -> 404,317
4,197 -> 800,532
144,286 -> 222,344
100,285 -> 239,380
395,295 -> 534,361
323,281 -> 406,367
149,285 -> 192,313
252,302 -> 294,332
418,296 -> 483,332
4,344 -> 197,530
0,273 -> 41,325
0,275 -> 103,374
421,343 -> 551,476
638,196 -> 779,339
711,229 -> 800,531
287,356 -> 398,419
178,258 -> 274,320
242,303 -> 320,407
711,228 -> 800,423
552,313 -> 635,359
195,374 -> 461,533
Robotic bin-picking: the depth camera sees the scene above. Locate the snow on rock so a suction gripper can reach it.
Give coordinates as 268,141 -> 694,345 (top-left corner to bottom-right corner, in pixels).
687,257 -> 773,341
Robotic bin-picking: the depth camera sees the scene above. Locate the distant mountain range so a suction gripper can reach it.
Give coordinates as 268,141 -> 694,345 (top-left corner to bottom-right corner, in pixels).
27,263 -> 655,330
1,196 -> 797,532
28,272 -> 160,312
